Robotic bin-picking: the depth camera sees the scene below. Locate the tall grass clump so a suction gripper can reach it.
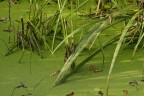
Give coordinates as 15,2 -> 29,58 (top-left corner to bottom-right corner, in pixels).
5,0 -> 65,59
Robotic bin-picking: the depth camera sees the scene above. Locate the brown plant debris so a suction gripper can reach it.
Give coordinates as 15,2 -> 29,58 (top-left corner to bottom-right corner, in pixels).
89,64 -> 103,73
66,92 -> 74,96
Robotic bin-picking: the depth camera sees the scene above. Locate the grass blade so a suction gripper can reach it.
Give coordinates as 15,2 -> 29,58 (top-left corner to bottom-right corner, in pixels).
105,10 -> 142,96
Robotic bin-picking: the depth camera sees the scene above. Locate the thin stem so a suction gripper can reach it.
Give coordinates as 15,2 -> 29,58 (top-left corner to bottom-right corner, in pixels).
8,0 -> 12,43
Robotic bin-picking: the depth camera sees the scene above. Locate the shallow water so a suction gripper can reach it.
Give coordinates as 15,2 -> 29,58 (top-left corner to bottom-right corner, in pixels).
0,1 -> 144,96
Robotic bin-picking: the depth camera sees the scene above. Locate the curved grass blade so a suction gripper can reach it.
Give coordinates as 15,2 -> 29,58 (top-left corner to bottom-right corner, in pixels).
105,10 -> 142,96
132,19 -> 144,59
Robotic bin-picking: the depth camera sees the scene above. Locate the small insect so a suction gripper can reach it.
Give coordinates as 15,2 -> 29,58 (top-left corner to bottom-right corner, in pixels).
66,92 -> 74,96
98,91 -> 103,96
123,90 -> 128,95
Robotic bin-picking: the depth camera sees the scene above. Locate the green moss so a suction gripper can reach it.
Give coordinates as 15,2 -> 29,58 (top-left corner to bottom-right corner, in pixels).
0,0 -> 144,96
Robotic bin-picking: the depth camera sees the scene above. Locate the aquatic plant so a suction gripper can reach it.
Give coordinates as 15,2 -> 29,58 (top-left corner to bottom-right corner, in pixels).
53,0 -> 144,96
2,0 -> 144,96
5,0 -> 63,59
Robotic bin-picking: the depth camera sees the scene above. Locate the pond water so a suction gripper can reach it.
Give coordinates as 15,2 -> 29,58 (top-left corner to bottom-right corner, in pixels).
0,1 -> 144,96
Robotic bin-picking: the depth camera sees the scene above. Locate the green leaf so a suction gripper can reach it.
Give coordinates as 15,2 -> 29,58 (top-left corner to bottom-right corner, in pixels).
105,10 -> 142,96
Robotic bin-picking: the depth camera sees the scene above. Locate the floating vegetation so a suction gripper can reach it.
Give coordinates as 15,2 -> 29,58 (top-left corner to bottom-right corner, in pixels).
1,0 -> 144,96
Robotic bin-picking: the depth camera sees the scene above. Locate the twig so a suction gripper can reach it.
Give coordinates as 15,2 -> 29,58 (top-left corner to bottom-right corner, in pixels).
11,82 -> 27,96
34,79 -> 43,90
8,0 -> 12,43
0,38 -> 10,51
11,87 -> 16,96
